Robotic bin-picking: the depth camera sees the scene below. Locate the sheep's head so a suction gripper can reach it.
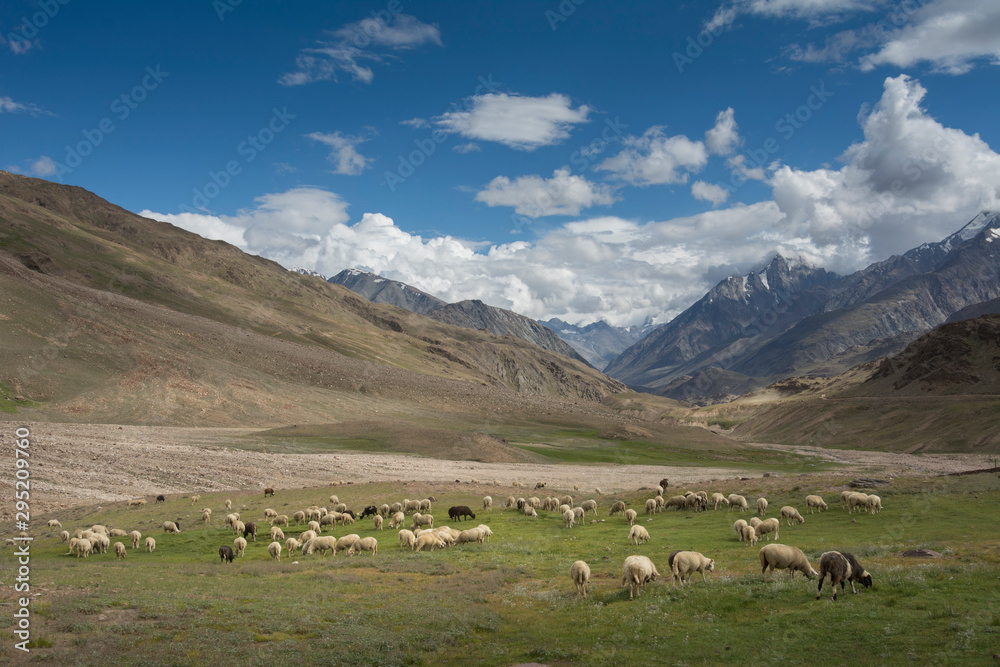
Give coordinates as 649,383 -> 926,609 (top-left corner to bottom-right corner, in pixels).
860,571 -> 873,588
706,559 -> 716,573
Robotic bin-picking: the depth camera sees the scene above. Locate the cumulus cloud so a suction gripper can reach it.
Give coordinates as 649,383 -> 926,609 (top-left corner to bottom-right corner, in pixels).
596,126 -> 709,186
307,131 -> 373,175
400,117 -> 430,128
452,142 -> 481,154
860,0 -> 1000,74
279,14 -> 441,85
705,108 -> 740,155
691,181 -> 730,206
475,168 -> 618,217
434,93 -> 590,151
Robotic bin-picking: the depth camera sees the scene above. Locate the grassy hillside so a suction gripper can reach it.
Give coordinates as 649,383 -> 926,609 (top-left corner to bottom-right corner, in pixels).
5,473 -> 999,665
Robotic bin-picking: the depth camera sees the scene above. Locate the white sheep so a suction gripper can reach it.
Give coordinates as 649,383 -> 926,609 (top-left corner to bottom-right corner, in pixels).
476,524 -> 493,542
76,538 -> 93,558
806,495 -> 828,513
350,536 -> 378,556
233,520 -> 245,536
285,537 -> 301,556
671,551 -> 715,586
224,513 -> 239,529
483,496 -> 493,512
60,530 -> 70,543
305,535 -> 337,556
523,506 -> 537,518
110,528 -> 129,537
759,544 -> 818,578
162,521 -> 181,534
840,490 -> 853,509
191,494 -> 200,505
734,519 -> 748,541
664,495 -> 687,511
414,532 -> 444,551
202,510 -> 212,524
757,497 -> 769,516
271,526 -> 285,541
114,542 -> 127,559
457,528 -> 485,545
756,518 -> 780,541
749,516 -> 763,530
847,492 -> 869,514
91,524 -> 110,535
780,506 -> 805,526
560,504 -> 572,515
624,508 -> 638,526
127,530 -> 140,549
711,493 -> 729,510
654,495 -> 665,512
145,537 -> 156,552
264,508 -> 277,519
398,529 -> 416,550
379,504 -> 391,517
563,510 -> 575,528
571,507 -> 584,521
225,499 -> 232,510
95,534 -> 111,554
373,514 -> 383,531
420,499 -> 432,513
621,555 -> 659,600
389,511 -> 406,529
741,524 -> 758,546
47,519 -> 62,528
334,534 -> 361,555
272,514 -> 289,527
267,541 -> 282,561
298,530 -> 318,545
609,500 -> 626,516
570,560 -> 591,598
234,536 -> 247,557
628,525 -> 650,545
329,494 -> 339,505
411,513 -> 434,530
581,499 -> 597,515
867,494 -> 882,513
308,520 -> 322,534
127,499 -> 146,508
645,498 -> 657,514
728,494 -> 748,512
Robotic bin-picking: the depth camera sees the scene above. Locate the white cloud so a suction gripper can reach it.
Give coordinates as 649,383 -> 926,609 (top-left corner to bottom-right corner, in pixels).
400,117 -> 430,128
434,93 -> 590,151
709,0 -> 878,28
475,168 -> 618,217
860,0 -> 1000,74
705,107 -> 740,155
452,142 -> 481,154
596,126 -> 709,186
307,131 -> 373,175
279,14 -> 441,85
29,156 -> 56,176
691,181 -> 730,206
0,96 -> 50,116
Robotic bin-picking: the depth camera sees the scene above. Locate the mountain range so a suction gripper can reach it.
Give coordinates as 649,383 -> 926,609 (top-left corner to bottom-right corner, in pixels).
605,211 -> 1000,403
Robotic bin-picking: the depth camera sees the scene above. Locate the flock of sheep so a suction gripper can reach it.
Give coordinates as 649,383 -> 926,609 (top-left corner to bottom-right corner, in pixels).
46,482 -> 881,601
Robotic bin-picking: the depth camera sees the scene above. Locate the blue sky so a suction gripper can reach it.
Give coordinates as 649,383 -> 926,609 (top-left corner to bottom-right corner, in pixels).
3,0 -> 999,326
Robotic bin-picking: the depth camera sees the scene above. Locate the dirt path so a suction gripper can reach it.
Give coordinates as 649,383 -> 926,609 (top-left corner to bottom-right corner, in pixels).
1,422 -> 995,517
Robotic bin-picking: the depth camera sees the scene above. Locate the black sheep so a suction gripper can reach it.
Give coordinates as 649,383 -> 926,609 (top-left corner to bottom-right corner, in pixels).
244,521 -> 258,542
448,506 -> 476,521
155,495 -> 165,503
817,551 -> 872,601
359,505 -> 379,519
219,546 -> 234,563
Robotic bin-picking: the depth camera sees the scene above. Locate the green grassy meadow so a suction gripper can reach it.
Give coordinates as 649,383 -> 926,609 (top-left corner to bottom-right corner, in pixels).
3,474 -> 1000,665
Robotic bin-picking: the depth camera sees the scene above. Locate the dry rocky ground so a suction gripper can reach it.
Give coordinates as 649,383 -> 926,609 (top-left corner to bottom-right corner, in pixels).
2,421 -> 995,518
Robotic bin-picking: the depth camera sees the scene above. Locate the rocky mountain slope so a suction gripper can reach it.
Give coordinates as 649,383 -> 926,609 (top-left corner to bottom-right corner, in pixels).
327,268 -> 447,315
606,212 -> 1000,403
539,318 -> 652,370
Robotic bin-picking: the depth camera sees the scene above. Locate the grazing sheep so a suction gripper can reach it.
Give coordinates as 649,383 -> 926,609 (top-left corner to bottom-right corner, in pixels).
127,499 -> 146,508
76,539 -> 92,558
243,521 -> 258,542
264,508 -> 277,519
712,493 -> 730,510
757,518 -> 780,541
145,537 -> 156,552
535,482 -> 546,490
389,502 -> 403,514
272,514 -> 289,527
91,525 -> 110,535
757,497 -> 769,516
60,530 -> 70,543
305,535 -> 337,556
654,495 -> 665,511
581,499 -> 598,515
505,496 -> 517,509
162,521 -> 181,534
267,541 -> 282,561
67,537 -> 79,555
264,487 -> 275,497
359,505 -> 379,520
202,510 -> 212,524
191,495 -> 200,505
749,516 -> 763,530
114,542 -> 127,559
685,494 -> 707,512
298,530 -> 318,545
350,536 -> 378,556
109,528 -> 129,537
476,524 -> 494,542
389,511 -> 406,529
329,494 -> 339,505
621,555 -> 660,600
270,526 -> 285,541
225,499 -> 232,510
656,485 -> 664,496
560,495 -> 573,506
456,527 -> 484,545
559,503 -> 572,515
741,524 -> 758,546
645,498 -> 658,514
419,499 -> 432,513
817,551 -> 872,601
628,525 -> 650,545
840,490 -> 853,509
671,551 -> 715,586
309,520 -> 322,534
379,504 -> 390,517
523,506 -> 538,518
233,520 -> 246,536
563,510 -> 575,528
156,495 -> 165,503
411,513 -> 434,530
94,534 -> 110,554
285,537 -> 301,556
47,519 -> 62,528
482,496 -> 493,512
224,513 -> 239,529
867,495 -> 883,513
781,506 -> 805,526
609,500 -> 626,516
334,534 -> 361,555
233,536 -> 247,557
847,492 -> 870,514
373,515 -> 383,531
659,478 -> 669,491
128,530 -> 141,549
728,494 -> 748,512
219,546 -> 235,563
734,519 -> 749,541
806,495 -> 828,513
398,529 -> 416,550
404,500 -> 421,514
570,560 -> 591,598
624,508 -> 638,526
759,544 -> 818,579
414,532 -> 445,551
448,506 -> 476,522
340,514 -> 355,526
664,495 -> 687,511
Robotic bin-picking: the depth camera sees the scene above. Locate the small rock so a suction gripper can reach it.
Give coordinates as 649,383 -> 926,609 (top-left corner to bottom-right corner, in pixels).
899,549 -> 943,558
